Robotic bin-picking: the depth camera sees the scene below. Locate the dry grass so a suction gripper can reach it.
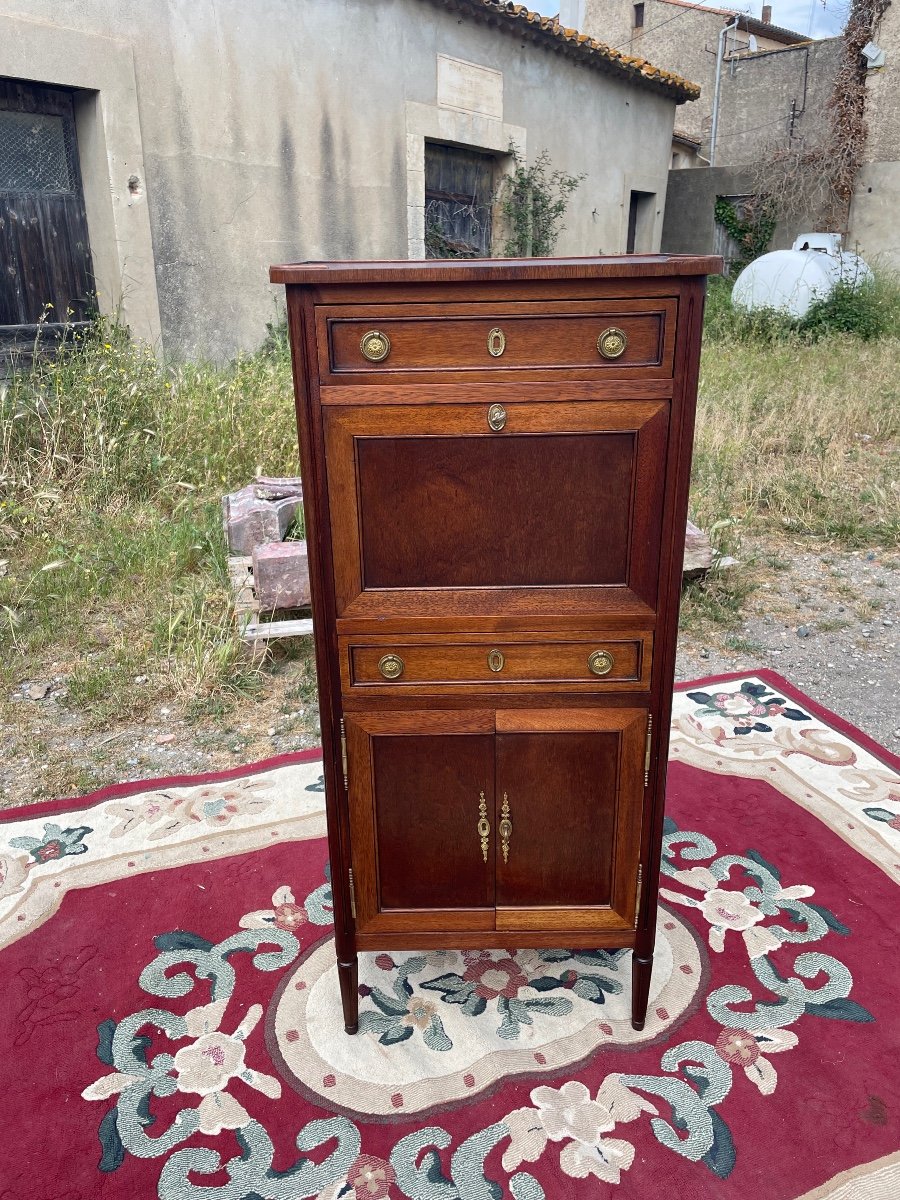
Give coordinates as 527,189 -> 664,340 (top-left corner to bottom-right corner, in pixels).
692,334 -> 900,548
0,320 -> 299,726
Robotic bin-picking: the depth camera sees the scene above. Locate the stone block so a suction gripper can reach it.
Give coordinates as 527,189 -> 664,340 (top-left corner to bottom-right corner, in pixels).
683,519 -> 713,576
222,478 -> 303,554
252,540 -> 311,609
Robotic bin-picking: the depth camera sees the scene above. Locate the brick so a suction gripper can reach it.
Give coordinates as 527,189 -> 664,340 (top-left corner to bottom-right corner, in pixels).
222,480 -> 303,554
252,540 -> 311,609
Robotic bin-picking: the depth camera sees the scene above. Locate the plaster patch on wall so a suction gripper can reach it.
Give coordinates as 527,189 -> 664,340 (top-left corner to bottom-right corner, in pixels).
437,55 -> 503,119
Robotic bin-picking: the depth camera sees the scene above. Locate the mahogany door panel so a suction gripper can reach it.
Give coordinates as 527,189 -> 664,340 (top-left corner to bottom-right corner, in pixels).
494,708 -> 647,933
345,710 -> 495,935
494,731 -> 617,909
323,400 -> 669,620
358,433 -> 631,588
315,298 -> 677,383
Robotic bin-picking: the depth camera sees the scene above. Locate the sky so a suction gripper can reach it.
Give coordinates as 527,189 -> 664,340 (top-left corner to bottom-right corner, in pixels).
528,0 -> 847,40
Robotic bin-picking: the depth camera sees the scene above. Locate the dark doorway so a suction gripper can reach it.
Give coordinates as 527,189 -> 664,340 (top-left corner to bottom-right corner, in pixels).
626,190 -> 655,254
424,142 -> 494,258
0,79 -> 95,333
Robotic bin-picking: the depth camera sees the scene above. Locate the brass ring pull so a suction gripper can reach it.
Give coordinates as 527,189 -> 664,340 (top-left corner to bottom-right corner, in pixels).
487,649 -> 505,673
487,403 -> 507,431
499,792 -> 512,864
487,327 -> 506,357
378,653 -> 404,680
360,329 -> 391,362
477,790 -> 490,863
597,327 -> 627,359
588,649 -> 614,676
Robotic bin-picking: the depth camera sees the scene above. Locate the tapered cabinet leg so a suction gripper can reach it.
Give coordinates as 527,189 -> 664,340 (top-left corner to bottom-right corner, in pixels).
338,957 -> 359,1034
631,953 -> 653,1031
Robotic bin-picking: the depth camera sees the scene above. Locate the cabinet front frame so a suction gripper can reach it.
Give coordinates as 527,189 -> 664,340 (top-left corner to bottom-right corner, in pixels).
323,397 -> 669,622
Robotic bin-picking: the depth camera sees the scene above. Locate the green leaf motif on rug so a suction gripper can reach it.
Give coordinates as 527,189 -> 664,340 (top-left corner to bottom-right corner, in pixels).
10,821 -> 92,862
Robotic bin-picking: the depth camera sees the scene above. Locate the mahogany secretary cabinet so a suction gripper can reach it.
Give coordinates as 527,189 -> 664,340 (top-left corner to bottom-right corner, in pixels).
270,255 -> 721,1032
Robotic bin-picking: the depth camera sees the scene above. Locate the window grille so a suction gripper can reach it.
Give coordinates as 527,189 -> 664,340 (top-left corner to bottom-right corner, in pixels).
0,110 -> 77,193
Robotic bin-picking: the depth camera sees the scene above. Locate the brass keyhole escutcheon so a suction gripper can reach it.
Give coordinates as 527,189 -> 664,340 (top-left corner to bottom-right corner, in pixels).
477,790 -> 490,863
588,649 -> 615,676
487,649 -> 505,673
378,653 -> 404,680
597,326 -> 627,359
499,793 -> 512,864
487,403 -> 507,431
487,327 -> 506,357
360,329 -> 391,362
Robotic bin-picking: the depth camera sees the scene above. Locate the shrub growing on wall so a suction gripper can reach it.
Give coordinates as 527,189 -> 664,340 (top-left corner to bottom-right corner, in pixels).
495,145 -> 583,257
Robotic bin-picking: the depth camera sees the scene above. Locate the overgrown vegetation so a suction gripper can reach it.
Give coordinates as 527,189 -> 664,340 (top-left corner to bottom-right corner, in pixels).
684,273 -> 900,630
751,0 -> 889,228
713,196 -> 775,276
495,145 -> 583,257
703,273 -> 900,343
0,319 -> 297,726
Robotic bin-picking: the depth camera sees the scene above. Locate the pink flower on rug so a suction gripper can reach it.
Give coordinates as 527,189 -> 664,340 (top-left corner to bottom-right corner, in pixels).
503,1076 -> 657,1185
82,998 -> 281,1135
240,885 -> 308,933
347,1153 -> 395,1198
714,693 -> 757,716
661,867 -> 814,958
714,1027 -> 798,1095
463,956 -> 528,1000
105,777 -> 272,841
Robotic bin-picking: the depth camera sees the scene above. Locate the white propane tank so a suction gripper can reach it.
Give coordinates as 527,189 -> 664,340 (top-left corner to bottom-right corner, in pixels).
731,233 -> 874,318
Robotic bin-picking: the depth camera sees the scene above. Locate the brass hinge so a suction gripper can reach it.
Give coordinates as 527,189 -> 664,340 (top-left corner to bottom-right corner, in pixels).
348,867 -> 357,919
644,714 -> 653,787
635,864 -> 643,916
340,718 -> 348,791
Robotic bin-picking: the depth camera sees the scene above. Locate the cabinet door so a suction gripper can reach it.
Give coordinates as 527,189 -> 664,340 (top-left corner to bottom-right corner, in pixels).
345,711 -> 495,936
323,399 -> 668,622
494,709 -> 646,935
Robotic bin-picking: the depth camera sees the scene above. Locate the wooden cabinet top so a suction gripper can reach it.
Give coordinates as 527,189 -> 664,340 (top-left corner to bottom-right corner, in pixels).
270,254 -> 723,287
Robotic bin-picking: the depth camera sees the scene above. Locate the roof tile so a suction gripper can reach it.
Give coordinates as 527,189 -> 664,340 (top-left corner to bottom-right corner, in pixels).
422,0 -> 701,101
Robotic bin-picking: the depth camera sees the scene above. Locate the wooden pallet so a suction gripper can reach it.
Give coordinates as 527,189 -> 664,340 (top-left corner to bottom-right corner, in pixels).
228,556 -> 313,643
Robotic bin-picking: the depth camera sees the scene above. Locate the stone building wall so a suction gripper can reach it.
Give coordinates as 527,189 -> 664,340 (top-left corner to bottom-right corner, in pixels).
714,38 -> 843,167
582,0 -> 804,148
850,1 -> 900,266
0,0 -> 686,359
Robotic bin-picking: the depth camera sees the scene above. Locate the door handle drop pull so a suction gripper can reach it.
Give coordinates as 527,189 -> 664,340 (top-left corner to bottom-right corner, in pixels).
477,790 -> 490,863
499,792 -> 512,864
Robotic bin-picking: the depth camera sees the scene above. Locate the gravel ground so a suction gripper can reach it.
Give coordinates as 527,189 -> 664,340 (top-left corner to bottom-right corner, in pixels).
676,538 -> 899,749
2,539 -> 897,810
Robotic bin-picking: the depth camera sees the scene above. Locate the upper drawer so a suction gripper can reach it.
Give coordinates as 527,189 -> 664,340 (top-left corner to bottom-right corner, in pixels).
315,299 -> 677,383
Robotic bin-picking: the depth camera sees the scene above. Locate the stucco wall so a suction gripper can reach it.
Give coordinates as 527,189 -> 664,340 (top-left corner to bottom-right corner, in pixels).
862,2 -> 900,163
848,4 -> 900,269
583,0 -> 797,149
662,164 -> 819,258
2,0 -> 681,360
714,39 -> 842,167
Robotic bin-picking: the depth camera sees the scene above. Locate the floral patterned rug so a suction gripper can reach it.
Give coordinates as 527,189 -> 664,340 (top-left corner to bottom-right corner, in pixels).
1,670 -> 899,1200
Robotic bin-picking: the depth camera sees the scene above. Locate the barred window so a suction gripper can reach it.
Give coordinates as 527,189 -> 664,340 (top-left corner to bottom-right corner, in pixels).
0,110 -> 76,193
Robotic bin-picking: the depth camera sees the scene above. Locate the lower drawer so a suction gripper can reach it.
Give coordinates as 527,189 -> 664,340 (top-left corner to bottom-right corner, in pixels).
340,633 -> 652,693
